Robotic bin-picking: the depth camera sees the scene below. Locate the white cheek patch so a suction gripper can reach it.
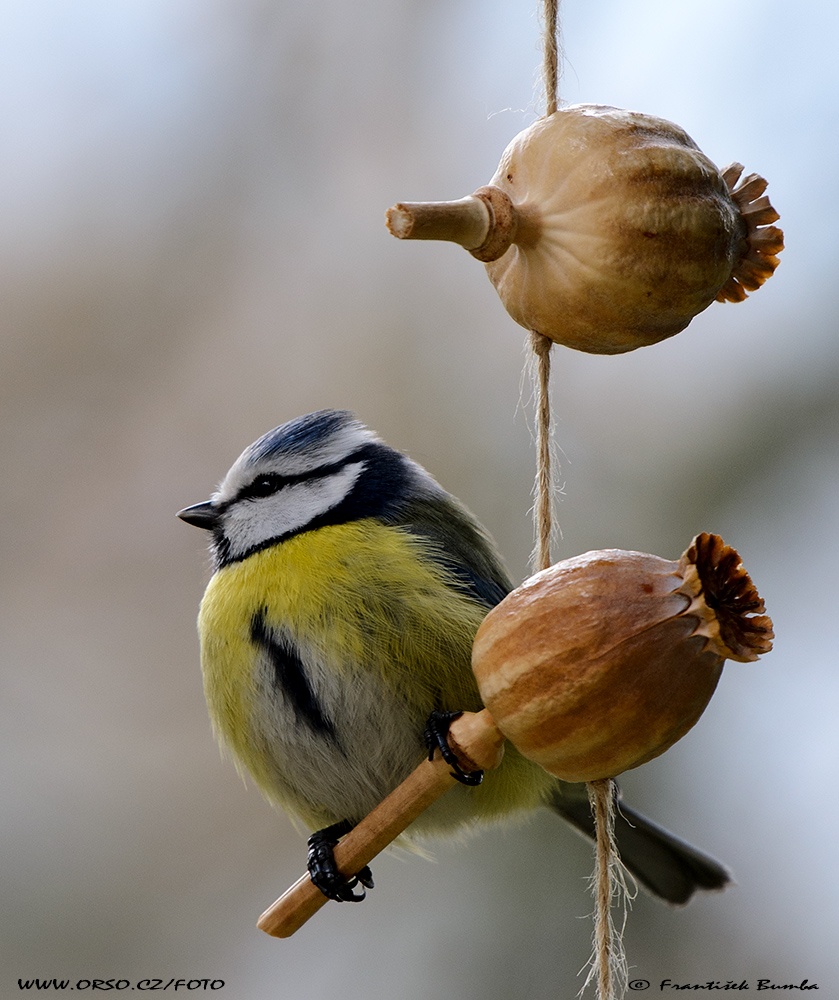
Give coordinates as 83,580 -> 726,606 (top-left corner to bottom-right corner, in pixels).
224,462 -> 364,558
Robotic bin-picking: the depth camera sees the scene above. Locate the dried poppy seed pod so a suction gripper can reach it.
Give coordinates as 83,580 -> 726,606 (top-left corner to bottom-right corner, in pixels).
471,533 -> 773,782
387,105 -> 783,354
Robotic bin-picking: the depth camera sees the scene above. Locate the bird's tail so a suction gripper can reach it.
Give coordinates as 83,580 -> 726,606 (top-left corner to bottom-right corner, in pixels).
547,781 -> 732,906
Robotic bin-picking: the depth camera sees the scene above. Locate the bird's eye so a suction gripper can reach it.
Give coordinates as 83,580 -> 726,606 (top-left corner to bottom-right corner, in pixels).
246,475 -> 282,499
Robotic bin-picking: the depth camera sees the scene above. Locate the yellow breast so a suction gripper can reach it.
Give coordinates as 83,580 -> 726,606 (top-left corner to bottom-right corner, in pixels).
197,521 -> 486,782
197,518 -> 553,830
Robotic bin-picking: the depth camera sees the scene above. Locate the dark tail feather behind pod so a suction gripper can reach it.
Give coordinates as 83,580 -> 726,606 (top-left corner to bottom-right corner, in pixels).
547,781 -> 732,906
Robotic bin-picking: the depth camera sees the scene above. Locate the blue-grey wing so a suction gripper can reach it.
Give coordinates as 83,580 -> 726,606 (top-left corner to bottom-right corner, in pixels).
391,495 -> 513,611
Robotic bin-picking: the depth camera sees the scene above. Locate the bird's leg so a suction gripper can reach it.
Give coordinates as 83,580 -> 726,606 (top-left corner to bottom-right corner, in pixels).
424,710 -> 484,786
306,819 -> 374,902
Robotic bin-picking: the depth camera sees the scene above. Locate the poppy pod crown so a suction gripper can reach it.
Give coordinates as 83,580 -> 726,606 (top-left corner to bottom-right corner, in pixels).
472,533 -> 773,783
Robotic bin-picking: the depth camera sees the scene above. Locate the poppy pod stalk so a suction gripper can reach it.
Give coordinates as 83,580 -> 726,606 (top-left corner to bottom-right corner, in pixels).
471,533 -> 773,783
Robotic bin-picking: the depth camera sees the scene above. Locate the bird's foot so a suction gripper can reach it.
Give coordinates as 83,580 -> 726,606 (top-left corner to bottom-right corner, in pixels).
307,820 -> 374,902
424,710 -> 484,786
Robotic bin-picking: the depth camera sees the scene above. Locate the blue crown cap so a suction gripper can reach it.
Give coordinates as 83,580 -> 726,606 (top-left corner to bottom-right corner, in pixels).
246,409 -> 359,465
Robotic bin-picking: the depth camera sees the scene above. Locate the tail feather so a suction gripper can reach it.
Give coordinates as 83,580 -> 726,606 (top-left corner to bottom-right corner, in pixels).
547,781 -> 732,906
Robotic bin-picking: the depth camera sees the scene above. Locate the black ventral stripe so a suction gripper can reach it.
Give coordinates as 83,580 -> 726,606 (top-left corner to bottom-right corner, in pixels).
249,609 -> 337,739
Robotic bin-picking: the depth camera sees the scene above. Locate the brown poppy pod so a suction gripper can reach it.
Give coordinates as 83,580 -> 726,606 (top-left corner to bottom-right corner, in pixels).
259,534 -> 772,938
471,533 -> 773,782
387,105 -> 783,354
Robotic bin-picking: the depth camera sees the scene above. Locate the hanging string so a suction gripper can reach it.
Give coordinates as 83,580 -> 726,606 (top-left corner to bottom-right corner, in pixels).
532,0 -> 559,573
592,782 -> 615,999
542,0 -> 560,116
530,330 -> 554,572
580,780 -> 631,1000
534,4 -> 624,999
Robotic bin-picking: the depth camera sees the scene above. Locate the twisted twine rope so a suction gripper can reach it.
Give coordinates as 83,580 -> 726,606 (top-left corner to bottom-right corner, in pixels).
534,5 -> 625,998
542,0 -> 560,116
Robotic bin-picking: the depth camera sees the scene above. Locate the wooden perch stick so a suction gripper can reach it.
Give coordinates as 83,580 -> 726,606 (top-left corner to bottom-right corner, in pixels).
257,709 -> 505,938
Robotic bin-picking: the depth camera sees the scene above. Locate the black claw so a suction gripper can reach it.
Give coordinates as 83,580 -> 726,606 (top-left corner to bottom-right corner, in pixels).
307,820 -> 374,902
424,710 -> 484,786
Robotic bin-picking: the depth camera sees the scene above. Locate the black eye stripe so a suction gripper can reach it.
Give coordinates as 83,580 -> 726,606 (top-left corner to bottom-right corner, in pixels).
240,473 -> 290,500
241,475 -> 283,500
233,449 -> 373,504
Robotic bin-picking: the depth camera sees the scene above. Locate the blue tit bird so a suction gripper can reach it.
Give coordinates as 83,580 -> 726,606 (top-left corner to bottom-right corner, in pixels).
178,409 -> 730,905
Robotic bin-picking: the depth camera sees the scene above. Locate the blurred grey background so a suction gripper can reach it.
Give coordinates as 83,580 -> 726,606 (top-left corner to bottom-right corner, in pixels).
1,1 -> 836,997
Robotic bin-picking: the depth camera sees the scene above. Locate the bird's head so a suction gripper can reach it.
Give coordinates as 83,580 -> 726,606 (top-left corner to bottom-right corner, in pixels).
177,410 -> 437,567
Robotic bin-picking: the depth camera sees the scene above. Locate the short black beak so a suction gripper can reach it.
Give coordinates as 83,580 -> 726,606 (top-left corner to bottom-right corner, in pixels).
177,501 -> 219,531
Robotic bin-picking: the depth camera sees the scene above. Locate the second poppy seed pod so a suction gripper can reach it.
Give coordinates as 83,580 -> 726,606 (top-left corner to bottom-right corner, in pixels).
483,107 -> 783,352
387,105 -> 783,354
471,533 -> 773,783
